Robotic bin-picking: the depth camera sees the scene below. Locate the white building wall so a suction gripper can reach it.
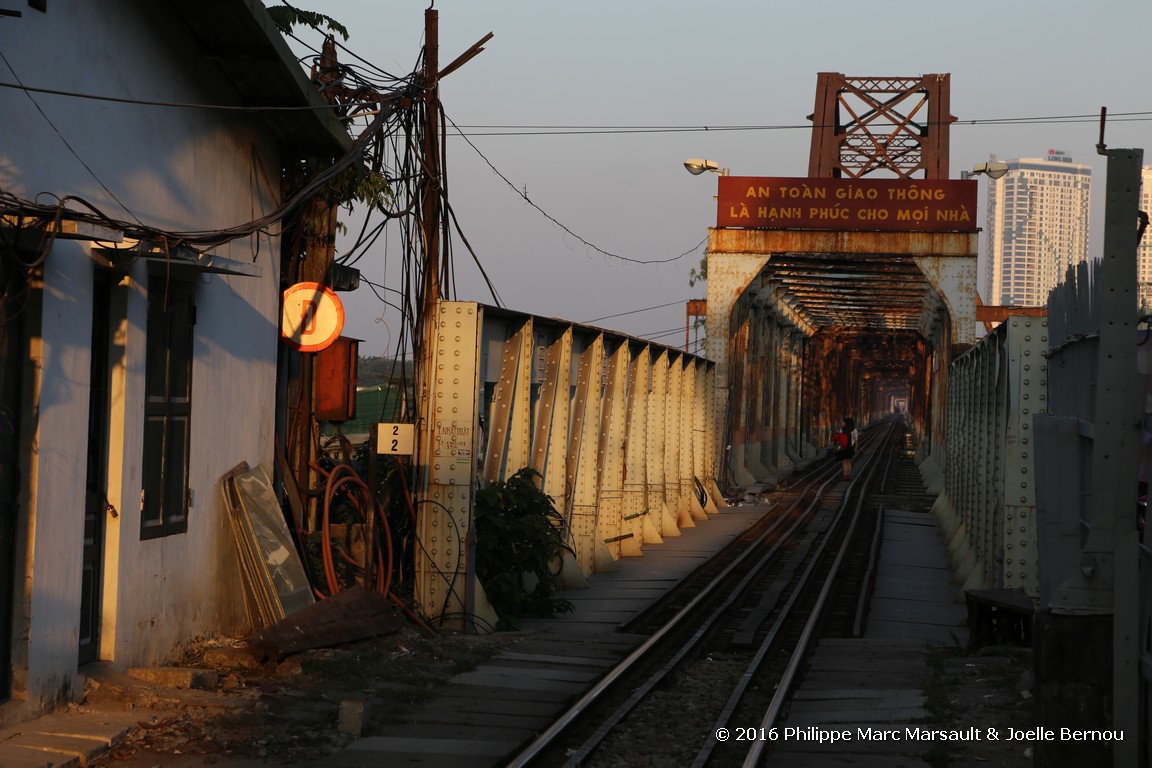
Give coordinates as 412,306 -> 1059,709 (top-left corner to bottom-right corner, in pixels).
21,241 -> 96,710
101,257 -> 278,669
0,1 -> 299,718
983,152 -> 1091,307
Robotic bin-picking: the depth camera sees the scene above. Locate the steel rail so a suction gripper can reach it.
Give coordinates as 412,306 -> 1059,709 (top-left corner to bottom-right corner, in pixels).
505,454 -> 846,767
741,424 -> 900,767
853,503 -> 886,637
508,420 -> 900,767
562,466 -> 845,768
693,423 -> 896,767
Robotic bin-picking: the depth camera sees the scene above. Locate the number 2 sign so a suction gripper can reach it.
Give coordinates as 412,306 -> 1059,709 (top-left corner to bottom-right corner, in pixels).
376,423 -> 414,455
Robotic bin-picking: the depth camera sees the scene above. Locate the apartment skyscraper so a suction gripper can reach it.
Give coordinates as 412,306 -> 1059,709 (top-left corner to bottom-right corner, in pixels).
982,150 -> 1092,307
1139,165 -> 1152,313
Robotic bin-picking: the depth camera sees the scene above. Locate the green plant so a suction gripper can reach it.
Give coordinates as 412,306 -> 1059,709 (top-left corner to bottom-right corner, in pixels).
473,468 -> 574,629
266,5 -> 349,41
688,254 -> 708,287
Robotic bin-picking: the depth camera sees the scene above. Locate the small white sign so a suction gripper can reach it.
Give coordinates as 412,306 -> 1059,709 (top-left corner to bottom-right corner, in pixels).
376,423 -> 414,455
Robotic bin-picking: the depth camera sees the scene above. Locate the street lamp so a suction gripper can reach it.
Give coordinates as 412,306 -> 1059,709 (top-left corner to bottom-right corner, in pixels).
962,161 -> 1010,180
684,158 -> 729,176
962,160 -> 1011,336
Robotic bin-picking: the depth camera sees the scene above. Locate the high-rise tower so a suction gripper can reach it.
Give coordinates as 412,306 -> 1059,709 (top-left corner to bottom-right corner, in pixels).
983,150 -> 1092,307
1139,165 -> 1152,313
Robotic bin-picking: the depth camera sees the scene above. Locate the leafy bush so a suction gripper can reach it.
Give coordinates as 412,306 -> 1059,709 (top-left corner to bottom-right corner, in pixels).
473,468 -> 574,629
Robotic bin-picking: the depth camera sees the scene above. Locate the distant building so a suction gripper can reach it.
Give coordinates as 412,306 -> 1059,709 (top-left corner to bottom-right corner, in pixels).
1140,165 -> 1152,313
982,150 -> 1092,307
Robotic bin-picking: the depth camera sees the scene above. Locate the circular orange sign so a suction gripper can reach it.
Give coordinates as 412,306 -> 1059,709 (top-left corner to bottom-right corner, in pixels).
281,282 -> 345,352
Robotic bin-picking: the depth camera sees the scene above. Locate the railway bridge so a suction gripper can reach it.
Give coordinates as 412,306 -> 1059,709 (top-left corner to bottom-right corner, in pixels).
0,67 -> 1147,768
409,75 -> 1150,767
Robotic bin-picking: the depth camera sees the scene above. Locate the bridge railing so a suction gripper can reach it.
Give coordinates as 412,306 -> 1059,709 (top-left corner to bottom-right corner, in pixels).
934,315 -> 1048,597
413,301 -> 724,628
939,250 -> 1152,765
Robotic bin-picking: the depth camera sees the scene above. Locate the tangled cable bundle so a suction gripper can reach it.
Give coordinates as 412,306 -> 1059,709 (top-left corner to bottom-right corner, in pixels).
313,461 -> 435,633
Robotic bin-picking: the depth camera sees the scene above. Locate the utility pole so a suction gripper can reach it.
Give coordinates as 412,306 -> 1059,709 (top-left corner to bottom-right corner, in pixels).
282,37 -> 343,533
422,8 -> 440,309
409,12 -> 495,630
414,6 -> 441,536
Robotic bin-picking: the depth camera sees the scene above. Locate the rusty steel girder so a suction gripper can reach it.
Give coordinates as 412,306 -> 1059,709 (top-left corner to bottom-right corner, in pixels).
807,72 -> 955,180
707,228 -> 977,342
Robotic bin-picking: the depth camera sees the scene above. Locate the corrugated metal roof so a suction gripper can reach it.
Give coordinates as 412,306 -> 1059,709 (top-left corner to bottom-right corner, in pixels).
167,0 -> 351,157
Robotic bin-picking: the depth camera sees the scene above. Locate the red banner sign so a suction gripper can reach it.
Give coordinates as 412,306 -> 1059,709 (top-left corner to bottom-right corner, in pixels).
716,177 -> 978,232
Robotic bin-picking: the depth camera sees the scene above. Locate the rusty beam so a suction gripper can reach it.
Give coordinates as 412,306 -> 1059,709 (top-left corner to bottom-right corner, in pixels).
686,299 -> 706,349
975,305 -> 1047,324
807,73 -> 955,180
708,228 -> 977,257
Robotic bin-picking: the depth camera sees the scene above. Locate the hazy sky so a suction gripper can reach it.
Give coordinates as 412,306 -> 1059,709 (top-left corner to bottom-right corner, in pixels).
279,1 -> 1151,356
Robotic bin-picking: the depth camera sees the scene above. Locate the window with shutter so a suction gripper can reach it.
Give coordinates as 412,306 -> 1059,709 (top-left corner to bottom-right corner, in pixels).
140,277 -> 194,540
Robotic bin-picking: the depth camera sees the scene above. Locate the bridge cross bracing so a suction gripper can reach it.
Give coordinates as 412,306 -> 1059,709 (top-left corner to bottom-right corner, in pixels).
703,222 -> 977,489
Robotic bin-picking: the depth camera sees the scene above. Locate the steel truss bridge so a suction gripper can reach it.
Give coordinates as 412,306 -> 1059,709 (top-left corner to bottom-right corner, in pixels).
409,75 -> 1149,767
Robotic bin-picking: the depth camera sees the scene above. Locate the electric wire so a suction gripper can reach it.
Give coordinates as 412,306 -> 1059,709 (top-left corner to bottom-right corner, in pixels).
635,326 -> 690,342
274,1 -> 425,87
0,79 -> 379,113
0,15 -> 760,638
0,9 -> 626,641
0,49 -> 142,224
584,299 -> 698,324
1,72 -> 1149,132
446,111 -> 700,266
444,110 -> 1152,136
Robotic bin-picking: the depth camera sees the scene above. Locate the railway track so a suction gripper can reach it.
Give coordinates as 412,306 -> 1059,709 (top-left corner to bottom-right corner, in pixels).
505,417 -> 924,767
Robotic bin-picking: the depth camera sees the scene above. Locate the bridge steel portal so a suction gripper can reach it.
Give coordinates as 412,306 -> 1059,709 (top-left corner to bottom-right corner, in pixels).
704,220 -> 978,491
701,73 -> 978,490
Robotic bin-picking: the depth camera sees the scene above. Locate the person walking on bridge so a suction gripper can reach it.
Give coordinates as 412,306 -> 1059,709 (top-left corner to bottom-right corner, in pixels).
833,417 -> 858,480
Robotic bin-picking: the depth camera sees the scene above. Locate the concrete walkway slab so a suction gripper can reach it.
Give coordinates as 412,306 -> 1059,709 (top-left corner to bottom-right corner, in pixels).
2,494 -> 978,768
764,505 -> 966,767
